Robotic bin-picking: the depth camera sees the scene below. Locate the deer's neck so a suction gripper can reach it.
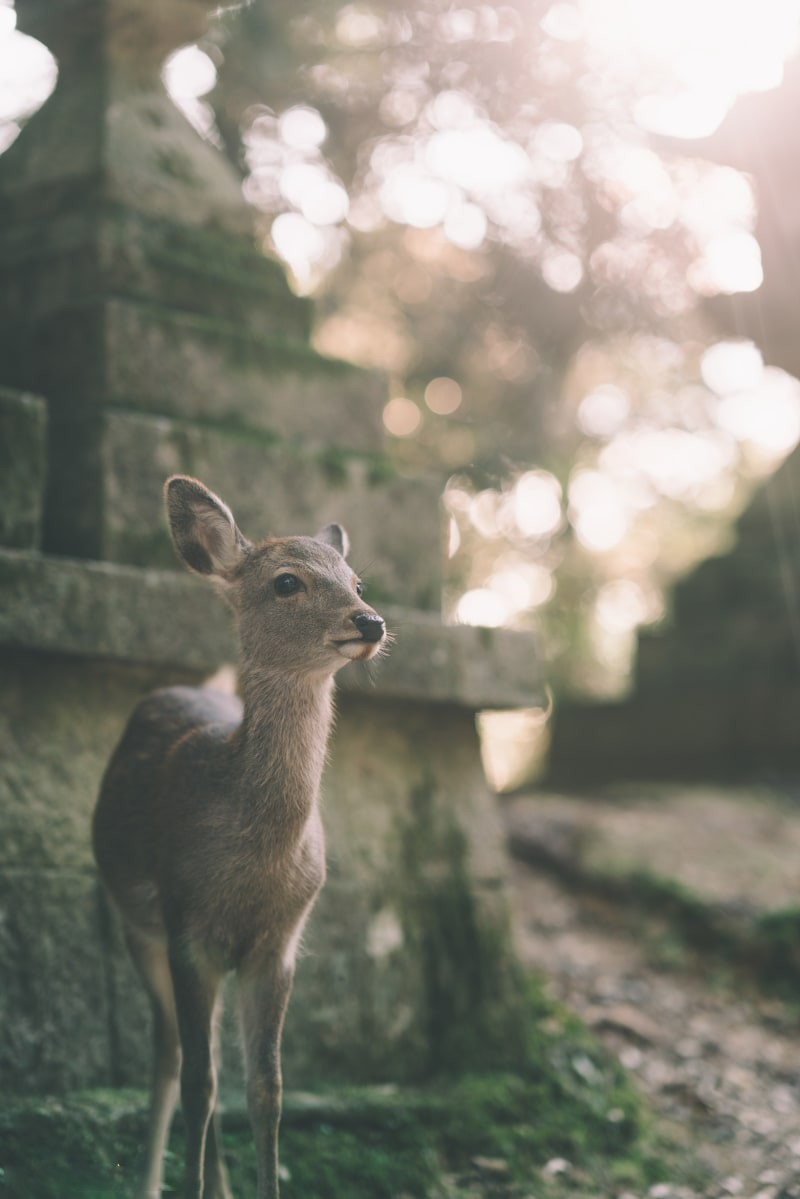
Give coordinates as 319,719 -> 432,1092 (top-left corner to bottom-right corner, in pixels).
233,666 -> 335,841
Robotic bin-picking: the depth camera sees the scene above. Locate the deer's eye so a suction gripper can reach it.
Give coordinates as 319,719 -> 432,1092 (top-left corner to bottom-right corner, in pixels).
274,573 -> 303,597
355,579 -> 364,597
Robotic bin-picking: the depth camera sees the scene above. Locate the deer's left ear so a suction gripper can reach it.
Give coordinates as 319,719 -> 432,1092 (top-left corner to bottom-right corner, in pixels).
165,475 -> 252,580
314,522 -> 349,559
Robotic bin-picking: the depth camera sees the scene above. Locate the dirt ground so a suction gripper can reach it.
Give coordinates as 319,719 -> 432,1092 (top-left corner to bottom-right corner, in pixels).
508,828 -> 800,1199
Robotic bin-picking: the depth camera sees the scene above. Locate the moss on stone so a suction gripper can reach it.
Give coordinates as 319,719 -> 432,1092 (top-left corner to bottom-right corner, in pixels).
103,202 -> 296,298
0,1036 -> 666,1199
0,390 -> 46,549
396,779 -> 530,1075
121,300 -> 359,380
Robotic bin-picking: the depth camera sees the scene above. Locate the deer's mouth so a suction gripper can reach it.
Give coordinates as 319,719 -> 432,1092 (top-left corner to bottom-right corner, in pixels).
331,637 -> 384,661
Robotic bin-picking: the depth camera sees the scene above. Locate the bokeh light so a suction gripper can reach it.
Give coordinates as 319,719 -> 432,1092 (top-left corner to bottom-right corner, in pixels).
383,397 -> 422,436
424,377 -> 463,415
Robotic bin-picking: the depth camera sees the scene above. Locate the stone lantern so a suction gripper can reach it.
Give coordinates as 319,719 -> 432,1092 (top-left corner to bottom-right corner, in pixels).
0,0 -> 542,1091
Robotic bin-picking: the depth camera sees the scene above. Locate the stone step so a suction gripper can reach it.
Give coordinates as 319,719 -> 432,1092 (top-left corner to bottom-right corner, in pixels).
0,205 -> 312,343
670,550 -> 794,628
0,549 -> 544,711
0,296 -> 386,449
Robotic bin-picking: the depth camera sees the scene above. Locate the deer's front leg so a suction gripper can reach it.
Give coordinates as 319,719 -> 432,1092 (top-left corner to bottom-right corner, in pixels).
238,950 -> 295,1199
168,942 -> 223,1199
124,928 -> 182,1199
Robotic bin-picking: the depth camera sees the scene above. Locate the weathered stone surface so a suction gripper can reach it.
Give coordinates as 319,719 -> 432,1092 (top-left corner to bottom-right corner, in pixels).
346,609 -> 544,710
0,300 -> 389,559
7,2 -> 251,237
0,869 -> 111,1093
102,300 -> 386,448
0,650 -> 189,871
0,551 -> 235,673
99,409 -> 434,605
0,551 -> 543,710
0,648 -> 529,1092
0,299 -> 384,447
0,389 -> 46,549
0,209 -> 311,344
288,695 -> 527,1082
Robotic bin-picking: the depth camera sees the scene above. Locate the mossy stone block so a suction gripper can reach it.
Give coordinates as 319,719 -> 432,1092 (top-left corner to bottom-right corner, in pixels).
108,697 -> 526,1089
0,206 -> 311,343
283,695 -> 527,1084
0,869 -> 111,1093
0,298 -> 385,448
103,299 -> 386,450
100,410 -> 441,609
0,552 -> 542,708
0,650 -> 190,872
0,389 -> 46,549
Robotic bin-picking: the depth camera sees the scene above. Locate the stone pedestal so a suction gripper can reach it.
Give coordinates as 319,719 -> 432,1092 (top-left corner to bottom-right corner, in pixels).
0,553 -> 541,1091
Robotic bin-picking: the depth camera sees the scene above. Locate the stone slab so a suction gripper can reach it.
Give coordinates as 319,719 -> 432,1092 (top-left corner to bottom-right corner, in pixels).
0,206 -> 312,343
0,389 -> 46,549
547,679 -> 800,783
0,297 -> 386,453
0,551 -> 544,710
634,618 -> 799,690
0,47 -> 252,238
99,408 -> 437,608
0,552 -> 235,674
103,300 -> 387,450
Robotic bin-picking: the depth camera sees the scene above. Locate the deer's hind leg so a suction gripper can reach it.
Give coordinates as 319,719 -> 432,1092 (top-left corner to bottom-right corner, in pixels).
168,940 -> 227,1199
125,928 -> 182,1199
202,997 -> 233,1199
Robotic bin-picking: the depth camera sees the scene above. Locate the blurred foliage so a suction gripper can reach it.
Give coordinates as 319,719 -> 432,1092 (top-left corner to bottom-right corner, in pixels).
188,0 -> 800,696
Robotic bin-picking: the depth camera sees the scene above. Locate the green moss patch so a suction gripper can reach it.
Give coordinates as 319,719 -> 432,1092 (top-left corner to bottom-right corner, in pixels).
0,987 -> 669,1198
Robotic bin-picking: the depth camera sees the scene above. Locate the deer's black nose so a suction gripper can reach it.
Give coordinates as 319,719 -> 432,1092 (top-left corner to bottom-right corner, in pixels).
352,613 -> 385,643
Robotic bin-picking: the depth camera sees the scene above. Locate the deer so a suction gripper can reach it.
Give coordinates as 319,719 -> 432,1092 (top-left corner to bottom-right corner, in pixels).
92,475 -> 387,1199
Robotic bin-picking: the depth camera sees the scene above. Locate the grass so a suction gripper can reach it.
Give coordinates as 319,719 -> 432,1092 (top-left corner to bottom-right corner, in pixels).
0,981 -> 672,1199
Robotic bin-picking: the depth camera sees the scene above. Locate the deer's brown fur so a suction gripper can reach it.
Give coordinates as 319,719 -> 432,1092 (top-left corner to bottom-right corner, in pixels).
92,475 -> 386,1199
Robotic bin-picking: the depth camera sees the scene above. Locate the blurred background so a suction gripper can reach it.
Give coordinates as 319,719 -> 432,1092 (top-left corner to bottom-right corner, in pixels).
4,0 -> 797,786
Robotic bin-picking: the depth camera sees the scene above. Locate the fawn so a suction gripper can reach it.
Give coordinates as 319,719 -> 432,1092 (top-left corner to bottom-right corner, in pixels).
92,475 -> 387,1199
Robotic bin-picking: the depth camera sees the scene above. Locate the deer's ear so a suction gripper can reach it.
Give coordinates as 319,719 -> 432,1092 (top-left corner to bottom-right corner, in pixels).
314,522 -> 349,559
165,476 -> 252,579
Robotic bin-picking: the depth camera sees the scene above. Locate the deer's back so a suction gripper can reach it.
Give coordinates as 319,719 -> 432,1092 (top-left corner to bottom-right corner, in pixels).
93,685 -> 243,935
94,685 -> 327,965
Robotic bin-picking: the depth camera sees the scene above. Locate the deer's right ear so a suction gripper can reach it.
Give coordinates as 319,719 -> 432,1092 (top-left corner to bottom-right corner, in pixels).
165,476 -> 252,580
